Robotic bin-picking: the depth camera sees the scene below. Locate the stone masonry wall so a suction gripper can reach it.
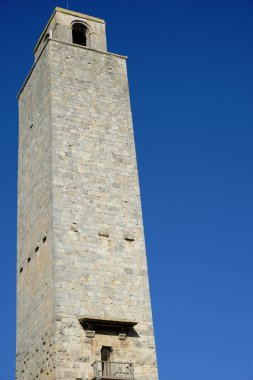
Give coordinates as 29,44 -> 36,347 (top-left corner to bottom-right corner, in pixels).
17,46 -> 55,380
17,37 -> 159,380
49,40 -> 159,380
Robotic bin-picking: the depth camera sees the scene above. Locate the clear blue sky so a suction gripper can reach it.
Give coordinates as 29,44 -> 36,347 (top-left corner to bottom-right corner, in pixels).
1,0 -> 253,379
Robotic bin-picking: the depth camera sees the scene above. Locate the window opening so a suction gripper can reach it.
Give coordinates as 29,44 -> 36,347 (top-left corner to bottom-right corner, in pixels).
72,23 -> 89,46
101,347 -> 112,378
101,346 -> 111,362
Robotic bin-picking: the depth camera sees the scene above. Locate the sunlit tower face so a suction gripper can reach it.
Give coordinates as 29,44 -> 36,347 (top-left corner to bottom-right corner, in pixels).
16,7 -> 159,380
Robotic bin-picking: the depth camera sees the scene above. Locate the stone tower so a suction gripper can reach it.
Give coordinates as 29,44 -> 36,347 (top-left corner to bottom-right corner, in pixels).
16,8 -> 159,380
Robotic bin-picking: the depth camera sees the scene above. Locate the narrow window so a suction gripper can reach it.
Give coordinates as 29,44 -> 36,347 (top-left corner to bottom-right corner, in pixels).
72,23 -> 88,46
101,346 -> 111,362
101,347 -> 112,377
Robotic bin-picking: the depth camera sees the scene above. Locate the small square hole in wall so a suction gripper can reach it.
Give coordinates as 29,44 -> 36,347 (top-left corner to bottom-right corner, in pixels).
124,233 -> 134,242
27,257 -> 31,263
35,246 -> 39,253
71,223 -> 78,232
98,231 -> 109,238
20,267 -> 23,273
43,236 -> 47,243
30,124 -> 33,129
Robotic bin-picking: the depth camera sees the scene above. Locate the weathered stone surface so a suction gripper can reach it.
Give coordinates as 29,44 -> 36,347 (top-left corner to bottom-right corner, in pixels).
17,8 -> 159,380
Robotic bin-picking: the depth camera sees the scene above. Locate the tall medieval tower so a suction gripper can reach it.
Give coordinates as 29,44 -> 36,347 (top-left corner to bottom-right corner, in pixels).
16,8 -> 159,380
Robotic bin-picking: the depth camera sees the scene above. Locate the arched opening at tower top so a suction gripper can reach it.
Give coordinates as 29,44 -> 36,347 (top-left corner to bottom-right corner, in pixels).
72,23 -> 89,46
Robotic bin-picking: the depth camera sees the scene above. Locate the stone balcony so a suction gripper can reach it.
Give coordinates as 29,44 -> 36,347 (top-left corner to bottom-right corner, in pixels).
92,361 -> 135,380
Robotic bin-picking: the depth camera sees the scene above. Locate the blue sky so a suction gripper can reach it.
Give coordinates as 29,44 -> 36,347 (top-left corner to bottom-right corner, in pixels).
1,0 -> 253,379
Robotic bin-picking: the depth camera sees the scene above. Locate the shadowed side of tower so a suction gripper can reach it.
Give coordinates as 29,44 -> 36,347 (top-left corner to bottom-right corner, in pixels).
17,8 -> 159,380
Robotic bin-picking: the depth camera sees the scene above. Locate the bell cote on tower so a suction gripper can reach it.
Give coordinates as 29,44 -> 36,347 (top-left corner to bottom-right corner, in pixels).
34,7 -> 107,61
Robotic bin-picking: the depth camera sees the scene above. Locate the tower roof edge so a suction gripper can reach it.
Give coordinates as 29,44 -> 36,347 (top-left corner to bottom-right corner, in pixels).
54,7 -> 106,24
